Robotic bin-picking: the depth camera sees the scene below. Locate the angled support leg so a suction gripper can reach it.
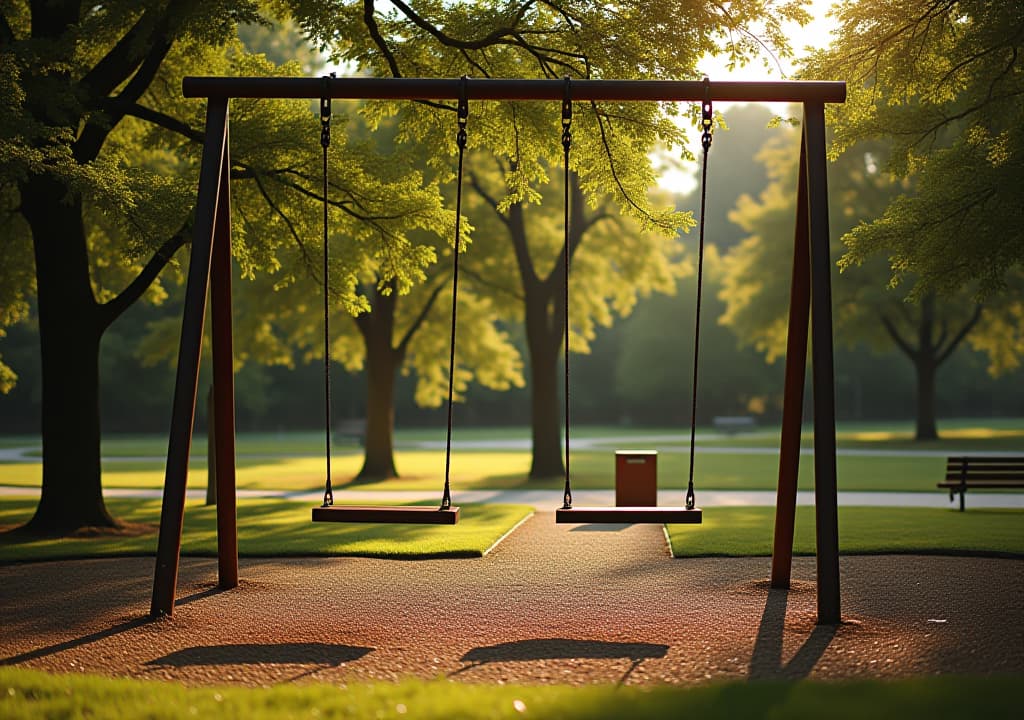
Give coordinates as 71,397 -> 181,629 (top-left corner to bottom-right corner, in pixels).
804,102 -> 841,625
151,97 -> 229,617
211,124 -> 238,590
771,135 -> 811,589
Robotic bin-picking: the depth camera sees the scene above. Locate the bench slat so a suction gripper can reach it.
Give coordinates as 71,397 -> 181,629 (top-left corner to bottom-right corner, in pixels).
944,471 -> 1024,480
946,458 -> 1024,467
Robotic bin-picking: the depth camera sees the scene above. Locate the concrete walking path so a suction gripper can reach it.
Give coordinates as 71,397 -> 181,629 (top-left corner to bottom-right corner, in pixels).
1,484 -> 1022,508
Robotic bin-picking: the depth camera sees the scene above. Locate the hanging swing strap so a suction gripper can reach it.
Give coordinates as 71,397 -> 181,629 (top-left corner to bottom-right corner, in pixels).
441,77 -> 470,512
561,77 -> 573,510
687,78 -> 713,511
321,75 -> 334,508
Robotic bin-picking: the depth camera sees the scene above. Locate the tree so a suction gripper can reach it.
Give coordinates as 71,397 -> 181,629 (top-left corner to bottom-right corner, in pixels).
1,2 -> 447,532
300,0 -> 810,477
466,161 -> 683,477
801,0 -> 1024,297
720,124 -> 1016,439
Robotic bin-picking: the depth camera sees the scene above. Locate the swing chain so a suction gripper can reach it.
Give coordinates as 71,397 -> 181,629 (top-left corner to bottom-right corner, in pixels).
561,76 -> 572,154
701,76 -> 713,153
561,75 -> 573,511
441,76 -> 470,514
686,77 -> 713,513
321,72 -> 336,509
456,75 -> 469,150
320,74 -> 334,150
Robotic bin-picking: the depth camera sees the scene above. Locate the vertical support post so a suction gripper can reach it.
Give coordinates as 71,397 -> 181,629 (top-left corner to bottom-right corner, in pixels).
151,97 -> 229,617
770,135 -> 811,589
211,125 -> 238,589
804,102 -> 841,624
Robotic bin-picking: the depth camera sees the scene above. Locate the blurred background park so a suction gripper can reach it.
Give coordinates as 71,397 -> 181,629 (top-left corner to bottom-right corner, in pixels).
1,1 -> 1021,533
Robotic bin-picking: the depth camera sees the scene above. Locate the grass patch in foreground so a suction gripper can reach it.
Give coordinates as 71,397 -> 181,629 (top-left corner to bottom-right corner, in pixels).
1,667 -> 1018,720
667,506 -> 1024,557
0,498 -> 532,564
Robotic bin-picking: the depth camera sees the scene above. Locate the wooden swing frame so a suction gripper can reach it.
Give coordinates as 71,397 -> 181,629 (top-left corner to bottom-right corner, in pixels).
150,76 -> 845,625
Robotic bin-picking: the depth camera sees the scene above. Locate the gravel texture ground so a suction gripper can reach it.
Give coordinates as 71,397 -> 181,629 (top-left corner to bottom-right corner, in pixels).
2,512 -> 1022,687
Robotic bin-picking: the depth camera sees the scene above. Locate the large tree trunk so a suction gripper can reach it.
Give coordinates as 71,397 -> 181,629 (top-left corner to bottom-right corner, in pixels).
356,287 -> 400,480
523,275 -> 565,479
914,357 -> 939,441
357,349 -> 399,479
527,335 -> 565,478
913,294 -> 939,441
21,176 -> 117,532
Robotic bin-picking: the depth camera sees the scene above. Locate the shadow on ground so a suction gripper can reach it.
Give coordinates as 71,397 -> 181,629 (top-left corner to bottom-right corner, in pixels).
452,638 -> 668,685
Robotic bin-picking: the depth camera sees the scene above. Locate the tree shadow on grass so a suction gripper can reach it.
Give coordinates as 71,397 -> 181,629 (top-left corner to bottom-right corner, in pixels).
145,642 -> 373,682
451,638 -> 668,686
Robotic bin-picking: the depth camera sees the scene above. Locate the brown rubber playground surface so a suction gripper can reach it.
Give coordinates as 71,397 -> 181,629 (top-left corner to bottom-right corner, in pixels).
2,512 -> 1022,687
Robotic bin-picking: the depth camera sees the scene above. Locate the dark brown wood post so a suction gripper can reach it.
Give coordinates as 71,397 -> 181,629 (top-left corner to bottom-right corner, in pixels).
770,134 -> 811,589
211,125 -> 238,589
804,101 -> 841,625
151,97 -> 229,617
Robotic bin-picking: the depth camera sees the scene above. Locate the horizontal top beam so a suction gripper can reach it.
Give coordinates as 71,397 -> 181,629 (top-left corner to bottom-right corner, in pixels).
183,77 -> 846,104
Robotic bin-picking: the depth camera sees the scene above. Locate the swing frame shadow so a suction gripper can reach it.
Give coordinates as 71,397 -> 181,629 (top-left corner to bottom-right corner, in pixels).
150,76 -> 845,626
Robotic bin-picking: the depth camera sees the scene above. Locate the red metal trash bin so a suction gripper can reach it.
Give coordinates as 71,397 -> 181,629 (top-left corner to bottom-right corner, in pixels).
615,450 -> 657,506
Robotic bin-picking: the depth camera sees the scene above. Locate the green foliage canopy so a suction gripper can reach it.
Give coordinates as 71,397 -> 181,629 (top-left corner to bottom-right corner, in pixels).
802,0 -> 1024,298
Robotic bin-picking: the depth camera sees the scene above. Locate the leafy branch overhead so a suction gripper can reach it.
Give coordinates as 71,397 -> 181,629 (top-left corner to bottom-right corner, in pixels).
802,0 -> 1024,298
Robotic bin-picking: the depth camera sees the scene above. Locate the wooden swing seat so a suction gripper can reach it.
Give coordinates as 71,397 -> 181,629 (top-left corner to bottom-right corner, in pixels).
555,506 -> 702,524
312,505 -> 460,524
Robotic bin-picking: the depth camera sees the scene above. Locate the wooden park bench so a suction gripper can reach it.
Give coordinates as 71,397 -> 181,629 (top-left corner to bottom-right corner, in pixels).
937,456 -> 1024,511
336,418 -> 367,446
712,415 -> 756,433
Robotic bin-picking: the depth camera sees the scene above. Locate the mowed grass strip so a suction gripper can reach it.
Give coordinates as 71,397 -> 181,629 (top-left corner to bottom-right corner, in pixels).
0,451 -> 960,493
0,498 -> 532,564
0,667 -> 1017,720
667,506 -> 1024,557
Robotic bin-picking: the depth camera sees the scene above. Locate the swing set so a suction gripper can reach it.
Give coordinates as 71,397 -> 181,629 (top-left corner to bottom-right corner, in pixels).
150,76 -> 846,624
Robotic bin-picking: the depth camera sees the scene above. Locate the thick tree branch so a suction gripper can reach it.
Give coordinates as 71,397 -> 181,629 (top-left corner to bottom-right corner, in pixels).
118,100 -> 204,142
936,304 -> 983,366
389,0 -> 535,50
880,312 -> 918,361
353,301 -> 373,340
468,172 -> 512,230
76,36 -> 176,162
79,3 -> 181,99
506,201 -> 540,293
395,275 -> 448,356
0,11 -> 15,45
99,221 -> 190,330
363,0 -> 402,78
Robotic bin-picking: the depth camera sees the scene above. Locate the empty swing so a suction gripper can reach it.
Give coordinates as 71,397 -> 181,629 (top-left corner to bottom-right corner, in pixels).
555,78 -> 714,525
312,77 -> 472,524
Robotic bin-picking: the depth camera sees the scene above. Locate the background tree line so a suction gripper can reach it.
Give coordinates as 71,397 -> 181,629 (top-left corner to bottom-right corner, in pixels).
1,1 -> 1021,533
3,102 -> 1021,438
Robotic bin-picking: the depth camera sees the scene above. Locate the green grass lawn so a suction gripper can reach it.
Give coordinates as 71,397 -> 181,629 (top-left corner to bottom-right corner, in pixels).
667,506 -> 1024,557
5,418 -> 1024,457
3,420 -> 1021,494
0,498 -> 533,564
1,667 -> 1018,720
0,450 -> 962,493
3,497 -> 1021,564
